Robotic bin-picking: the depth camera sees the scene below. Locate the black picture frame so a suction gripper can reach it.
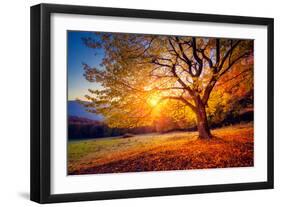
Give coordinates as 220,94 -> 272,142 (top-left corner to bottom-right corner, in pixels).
30,3 -> 274,204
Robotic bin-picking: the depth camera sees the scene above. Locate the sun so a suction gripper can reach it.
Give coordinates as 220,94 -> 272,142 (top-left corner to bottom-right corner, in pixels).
148,96 -> 159,107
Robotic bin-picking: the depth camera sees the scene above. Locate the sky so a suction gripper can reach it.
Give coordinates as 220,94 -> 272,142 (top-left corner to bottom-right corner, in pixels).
67,31 -> 104,101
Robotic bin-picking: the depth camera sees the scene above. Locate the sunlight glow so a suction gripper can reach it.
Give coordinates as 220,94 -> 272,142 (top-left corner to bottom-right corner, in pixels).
148,96 -> 160,107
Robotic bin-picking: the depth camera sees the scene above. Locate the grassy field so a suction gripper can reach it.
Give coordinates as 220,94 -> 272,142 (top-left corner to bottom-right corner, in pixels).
68,123 -> 253,175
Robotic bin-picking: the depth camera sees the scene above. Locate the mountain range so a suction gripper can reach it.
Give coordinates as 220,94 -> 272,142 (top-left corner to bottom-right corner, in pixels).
68,100 -> 103,121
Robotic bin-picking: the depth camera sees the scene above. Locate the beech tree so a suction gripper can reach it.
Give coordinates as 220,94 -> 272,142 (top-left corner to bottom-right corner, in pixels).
80,33 -> 253,139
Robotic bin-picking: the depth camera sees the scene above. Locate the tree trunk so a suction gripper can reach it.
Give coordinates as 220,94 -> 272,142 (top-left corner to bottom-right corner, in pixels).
196,100 -> 212,139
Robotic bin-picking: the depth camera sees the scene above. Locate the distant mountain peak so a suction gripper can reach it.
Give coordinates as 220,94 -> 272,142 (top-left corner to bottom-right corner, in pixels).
68,116 -> 102,125
68,100 -> 103,121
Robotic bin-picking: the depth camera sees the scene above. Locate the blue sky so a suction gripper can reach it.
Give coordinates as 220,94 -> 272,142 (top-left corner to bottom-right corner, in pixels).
67,31 -> 104,101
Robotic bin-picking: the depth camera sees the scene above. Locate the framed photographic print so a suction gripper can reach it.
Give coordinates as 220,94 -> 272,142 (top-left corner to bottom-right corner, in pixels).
30,3 -> 274,203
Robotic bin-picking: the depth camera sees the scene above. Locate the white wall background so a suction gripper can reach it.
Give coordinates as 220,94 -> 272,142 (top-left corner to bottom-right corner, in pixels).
0,0 -> 279,206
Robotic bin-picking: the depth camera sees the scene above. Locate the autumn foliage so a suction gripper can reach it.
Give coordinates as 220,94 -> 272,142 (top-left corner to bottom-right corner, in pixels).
68,123 -> 253,174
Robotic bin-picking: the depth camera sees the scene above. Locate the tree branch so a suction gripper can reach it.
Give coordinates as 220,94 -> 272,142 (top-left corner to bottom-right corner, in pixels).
202,51 -> 251,105
126,37 -> 155,59
191,37 -> 203,76
201,76 -> 217,105
216,39 -> 220,67
216,67 -> 252,86
219,52 -> 251,77
149,86 -> 186,91
201,40 -> 244,104
218,40 -> 241,71
160,96 -> 196,112
199,49 -> 213,69
170,64 -> 195,97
